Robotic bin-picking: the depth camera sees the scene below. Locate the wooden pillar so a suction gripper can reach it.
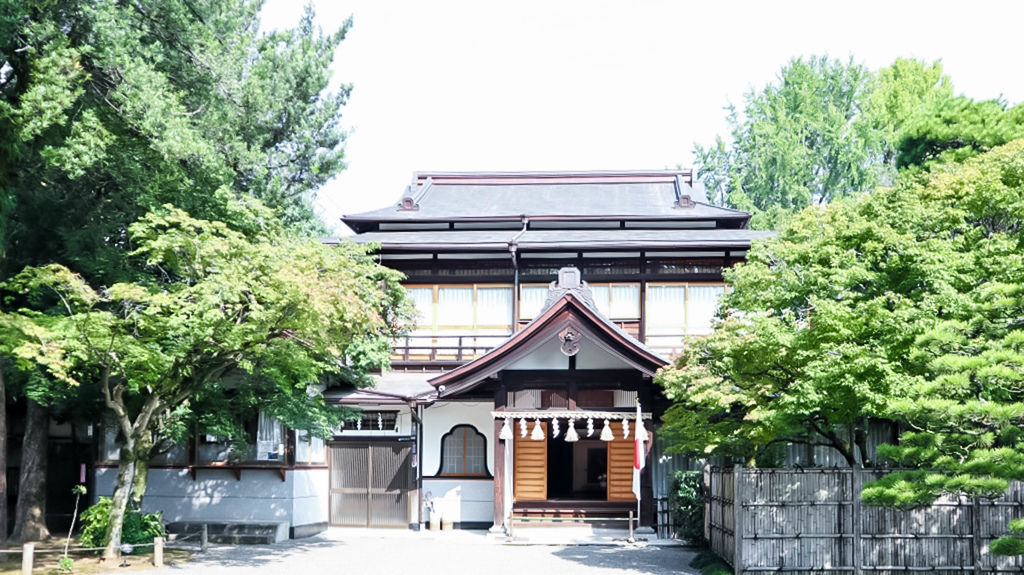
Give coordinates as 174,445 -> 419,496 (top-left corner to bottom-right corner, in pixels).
492,378 -> 507,532
492,417 -> 506,532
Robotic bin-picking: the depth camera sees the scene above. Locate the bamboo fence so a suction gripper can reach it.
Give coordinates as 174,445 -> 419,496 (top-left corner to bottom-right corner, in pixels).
706,466 -> 1024,575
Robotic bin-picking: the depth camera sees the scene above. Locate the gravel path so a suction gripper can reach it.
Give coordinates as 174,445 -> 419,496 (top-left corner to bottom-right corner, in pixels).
156,529 -> 700,575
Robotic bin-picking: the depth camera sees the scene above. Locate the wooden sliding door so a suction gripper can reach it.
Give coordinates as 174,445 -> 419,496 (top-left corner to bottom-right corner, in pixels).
513,422 -> 547,500
607,423 -> 636,501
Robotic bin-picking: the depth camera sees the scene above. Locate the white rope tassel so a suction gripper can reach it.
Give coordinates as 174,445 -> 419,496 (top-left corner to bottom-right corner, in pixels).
499,418 -> 514,441
622,418 -> 630,439
600,419 -> 614,442
520,418 -> 528,438
552,418 -> 560,438
531,418 -> 545,441
586,417 -> 594,437
565,419 -> 579,442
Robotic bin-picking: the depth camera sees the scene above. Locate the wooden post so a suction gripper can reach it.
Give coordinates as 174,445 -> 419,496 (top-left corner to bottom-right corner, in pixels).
200,523 -> 208,551
491,417 -> 506,532
852,468 -> 863,575
704,465 -> 711,543
628,510 -> 635,543
732,464 -> 743,575
971,497 -> 982,575
21,544 -> 33,575
153,536 -> 164,568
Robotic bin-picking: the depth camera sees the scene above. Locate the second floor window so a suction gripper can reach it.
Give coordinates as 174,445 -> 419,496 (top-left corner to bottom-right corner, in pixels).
519,282 -> 640,321
645,283 -> 727,345
406,285 -> 514,336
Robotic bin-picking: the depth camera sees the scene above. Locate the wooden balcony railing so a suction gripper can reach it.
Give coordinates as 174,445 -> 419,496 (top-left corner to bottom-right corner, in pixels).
389,328 -> 697,366
390,334 -> 509,365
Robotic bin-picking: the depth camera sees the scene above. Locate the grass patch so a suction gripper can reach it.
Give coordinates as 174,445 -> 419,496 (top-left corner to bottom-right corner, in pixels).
0,539 -> 192,575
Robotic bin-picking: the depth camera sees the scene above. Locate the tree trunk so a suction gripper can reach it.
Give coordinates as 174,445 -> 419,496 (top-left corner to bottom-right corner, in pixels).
130,437 -> 152,508
0,361 -> 7,547
12,399 -> 49,542
103,446 -> 136,560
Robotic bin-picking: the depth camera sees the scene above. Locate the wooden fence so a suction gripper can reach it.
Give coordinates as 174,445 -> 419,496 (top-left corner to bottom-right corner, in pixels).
706,466 -> 1024,574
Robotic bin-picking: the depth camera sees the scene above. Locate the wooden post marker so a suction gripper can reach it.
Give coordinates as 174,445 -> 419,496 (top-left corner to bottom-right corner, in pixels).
21,543 -> 34,575
153,536 -> 164,568
201,524 -> 209,551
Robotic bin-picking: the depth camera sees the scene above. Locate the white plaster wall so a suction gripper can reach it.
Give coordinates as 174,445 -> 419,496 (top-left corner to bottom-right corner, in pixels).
96,467 -> 294,524
506,338 -> 568,370
422,478 -> 494,524
421,401 -> 494,476
291,468 -> 328,527
576,340 -> 633,369
504,334 -> 633,370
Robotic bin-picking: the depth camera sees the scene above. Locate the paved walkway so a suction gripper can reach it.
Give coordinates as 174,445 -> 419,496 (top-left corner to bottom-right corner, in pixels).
158,528 -> 700,575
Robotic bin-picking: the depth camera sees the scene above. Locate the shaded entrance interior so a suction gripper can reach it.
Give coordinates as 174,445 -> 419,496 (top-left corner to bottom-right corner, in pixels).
547,435 -> 607,500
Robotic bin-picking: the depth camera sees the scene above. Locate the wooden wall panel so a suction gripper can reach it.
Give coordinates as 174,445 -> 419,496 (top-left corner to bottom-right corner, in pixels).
607,423 -> 637,501
513,422 -> 547,501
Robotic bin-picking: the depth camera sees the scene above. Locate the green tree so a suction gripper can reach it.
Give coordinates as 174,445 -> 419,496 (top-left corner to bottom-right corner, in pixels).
895,94 -> 1024,170
694,55 -> 881,229
662,140 -> 1024,554
853,141 -> 1024,555
0,0 -> 350,282
4,203 -> 411,559
0,0 -> 352,541
861,58 -> 953,167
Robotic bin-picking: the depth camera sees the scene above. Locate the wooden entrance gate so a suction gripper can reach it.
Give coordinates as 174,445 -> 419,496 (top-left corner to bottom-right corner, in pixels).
329,441 -> 412,527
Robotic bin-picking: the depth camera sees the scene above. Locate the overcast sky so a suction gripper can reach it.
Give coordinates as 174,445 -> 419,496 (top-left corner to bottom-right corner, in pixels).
259,0 -> 1024,234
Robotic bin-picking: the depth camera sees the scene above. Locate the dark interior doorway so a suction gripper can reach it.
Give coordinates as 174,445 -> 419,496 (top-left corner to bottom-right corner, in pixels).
546,431 -> 607,500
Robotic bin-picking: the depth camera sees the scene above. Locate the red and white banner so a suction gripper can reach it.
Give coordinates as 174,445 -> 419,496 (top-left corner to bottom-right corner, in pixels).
632,401 -> 646,500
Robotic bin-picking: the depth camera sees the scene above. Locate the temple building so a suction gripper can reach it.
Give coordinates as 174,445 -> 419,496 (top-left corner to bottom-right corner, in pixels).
95,169 -> 771,537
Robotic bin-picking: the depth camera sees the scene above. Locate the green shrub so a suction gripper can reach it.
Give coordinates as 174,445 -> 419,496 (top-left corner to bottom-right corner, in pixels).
669,470 -> 705,542
78,497 -> 165,548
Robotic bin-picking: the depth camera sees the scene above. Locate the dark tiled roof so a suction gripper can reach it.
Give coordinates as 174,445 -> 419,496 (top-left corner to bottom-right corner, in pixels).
340,228 -> 775,250
342,171 -> 749,228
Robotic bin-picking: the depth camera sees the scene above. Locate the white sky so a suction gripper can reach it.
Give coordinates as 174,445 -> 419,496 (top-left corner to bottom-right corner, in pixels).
259,0 -> 1024,234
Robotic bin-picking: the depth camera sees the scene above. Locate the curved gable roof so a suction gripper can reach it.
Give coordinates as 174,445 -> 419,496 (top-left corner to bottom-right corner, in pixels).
428,290 -> 668,398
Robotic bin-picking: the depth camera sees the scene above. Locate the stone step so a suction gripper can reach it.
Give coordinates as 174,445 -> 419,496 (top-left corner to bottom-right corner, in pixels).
165,521 -> 289,544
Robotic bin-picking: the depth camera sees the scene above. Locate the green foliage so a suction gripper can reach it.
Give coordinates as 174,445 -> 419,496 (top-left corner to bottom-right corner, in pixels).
694,56 -> 1024,228
3,201 -> 412,555
695,55 -> 883,229
0,0 -> 351,285
896,96 -> 1024,170
668,471 -> 705,541
78,497 -> 164,548
991,519 -> 1024,556
660,140 -> 1024,473
57,556 -> 73,573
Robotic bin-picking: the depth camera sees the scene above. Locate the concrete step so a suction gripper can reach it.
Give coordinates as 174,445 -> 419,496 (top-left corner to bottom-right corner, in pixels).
165,520 -> 289,544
